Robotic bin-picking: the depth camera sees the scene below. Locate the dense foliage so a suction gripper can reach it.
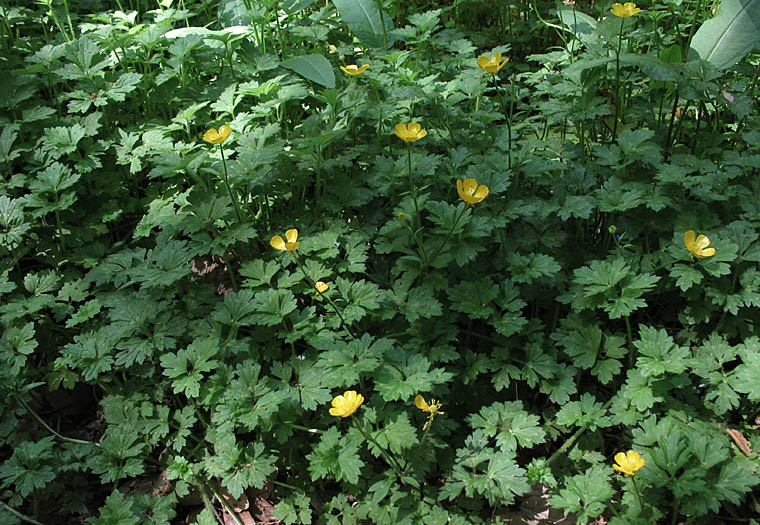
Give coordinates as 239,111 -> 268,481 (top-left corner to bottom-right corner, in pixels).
1,0 -> 759,523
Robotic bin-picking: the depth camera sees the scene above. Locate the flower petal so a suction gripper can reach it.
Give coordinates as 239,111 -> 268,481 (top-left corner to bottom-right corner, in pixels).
285,229 -> 298,243
684,230 -> 696,249
473,184 -> 489,201
270,236 -> 285,251
415,394 -> 430,411
694,234 -> 711,250
408,122 -> 421,135
463,178 -> 478,195
477,56 -> 491,70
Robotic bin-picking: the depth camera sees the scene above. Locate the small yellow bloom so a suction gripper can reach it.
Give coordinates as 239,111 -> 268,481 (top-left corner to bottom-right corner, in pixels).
329,390 -> 364,418
270,228 -> 300,252
315,281 -> 329,294
203,125 -> 232,144
394,122 -> 427,143
684,230 -> 716,259
340,64 -> 369,76
456,178 -> 489,205
477,53 -> 509,74
610,2 -> 641,17
613,450 -> 646,476
415,394 -> 444,430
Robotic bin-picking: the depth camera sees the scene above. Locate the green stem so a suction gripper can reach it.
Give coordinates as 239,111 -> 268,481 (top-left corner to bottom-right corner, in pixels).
206,479 -> 244,525
425,204 -> 467,267
290,424 -> 324,434
547,398 -> 614,466
1,502 -> 46,525
407,145 -> 421,230
293,255 -> 356,339
625,316 -> 634,368
18,397 -> 97,447
218,144 -> 244,225
633,477 -> 646,517
494,76 -> 513,169
612,17 -> 625,140
352,418 -> 420,494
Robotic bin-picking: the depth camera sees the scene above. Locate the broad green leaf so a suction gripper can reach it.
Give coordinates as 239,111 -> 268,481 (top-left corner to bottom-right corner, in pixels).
557,6 -> 598,48
689,0 -> 760,69
281,54 -> 335,88
332,0 -> 396,49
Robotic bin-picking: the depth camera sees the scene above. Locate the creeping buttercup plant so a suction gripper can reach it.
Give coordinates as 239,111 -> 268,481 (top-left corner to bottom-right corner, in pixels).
1,0 -> 759,524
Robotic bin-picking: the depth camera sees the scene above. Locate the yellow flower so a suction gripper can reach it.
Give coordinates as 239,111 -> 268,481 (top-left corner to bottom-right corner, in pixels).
315,281 -> 329,294
203,125 -> 232,144
270,229 -> 300,251
684,230 -> 716,259
610,2 -> 641,17
329,390 -> 364,418
394,122 -> 427,143
456,178 -> 489,205
340,64 -> 369,76
415,394 -> 444,430
613,450 -> 646,476
477,53 -> 509,74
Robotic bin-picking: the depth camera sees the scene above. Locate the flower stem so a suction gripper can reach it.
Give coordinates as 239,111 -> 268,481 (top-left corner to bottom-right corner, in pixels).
407,144 -> 422,230
205,479 -> 244,525
2,501 -> 46,525
352,418 -> 421,494
426,204 -> 467,267
612,17 -> 625,140
218,144 -> 244,225
625,316 -> 634,368
632,477 -> 645,516
18,397 -> 97,447
494,77 -> 513,169
293,254 -> 356,339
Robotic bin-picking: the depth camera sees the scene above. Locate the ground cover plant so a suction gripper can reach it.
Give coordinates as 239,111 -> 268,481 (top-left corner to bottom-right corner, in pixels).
1,0 -> 760,522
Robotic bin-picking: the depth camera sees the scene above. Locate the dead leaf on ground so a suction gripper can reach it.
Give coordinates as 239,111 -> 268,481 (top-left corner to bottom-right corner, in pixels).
724,426 -> 752,456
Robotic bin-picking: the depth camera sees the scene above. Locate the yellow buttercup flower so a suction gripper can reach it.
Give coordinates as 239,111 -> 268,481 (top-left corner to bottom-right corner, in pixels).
203,125 -> 232,144
684,230 -> 716,259
270,229 -> 300,252
477,53 -> 509,74
610,2 -> 640,17
329,390 -> 364,418
315,281 -> 329,294
415,394 -> 444,430
394,122 -> 427,143
612,450 -> 646,476
340,64 -> 369,76
456,178 -> 489,205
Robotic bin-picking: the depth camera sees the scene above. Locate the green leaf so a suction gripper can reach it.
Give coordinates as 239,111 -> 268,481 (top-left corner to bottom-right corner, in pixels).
307,427 -> 365,484
240,259 -> 280,288
281,54 -> 335,88
468,401 -> 546,452
89,490 -> 140,525
634,325 -> 689,376
689,0 -> 760,69
556,6 -> 598,47
374,350 -> 454,401
160,338 -> 219,398
273,490 -> 313,525
548,465 -> 614,524
332,0 -> 396,49
670,263 -> 704,291
555,393 -> 611,431
0,437 -> 56,497
252,288 -> 298,326
733,338 -> 760,400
